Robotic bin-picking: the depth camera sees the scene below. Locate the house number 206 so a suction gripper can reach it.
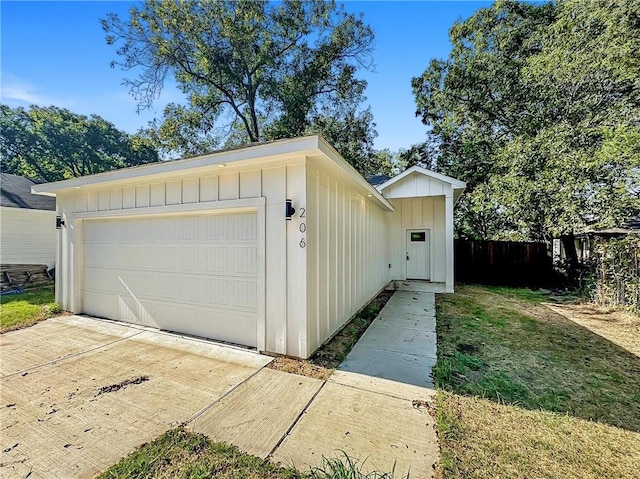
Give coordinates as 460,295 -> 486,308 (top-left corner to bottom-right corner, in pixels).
299,207 -> 306,248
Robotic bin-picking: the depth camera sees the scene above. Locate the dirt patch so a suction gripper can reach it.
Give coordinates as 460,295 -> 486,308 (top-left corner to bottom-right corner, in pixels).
268,289 -> 394,378
267,357 -> 331,380
545,302 -> 640,357
96,376 -> 150,396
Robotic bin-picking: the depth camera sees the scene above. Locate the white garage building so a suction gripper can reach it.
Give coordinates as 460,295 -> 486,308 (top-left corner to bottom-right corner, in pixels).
33,136 -> 465,359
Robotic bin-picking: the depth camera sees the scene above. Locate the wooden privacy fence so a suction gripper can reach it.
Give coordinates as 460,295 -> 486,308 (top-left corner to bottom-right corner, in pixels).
455,239 -> 557,287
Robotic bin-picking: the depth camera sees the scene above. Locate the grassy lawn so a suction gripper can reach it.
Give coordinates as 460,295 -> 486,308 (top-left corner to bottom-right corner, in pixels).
435,284 -> 640,478
0,286 -> 61,332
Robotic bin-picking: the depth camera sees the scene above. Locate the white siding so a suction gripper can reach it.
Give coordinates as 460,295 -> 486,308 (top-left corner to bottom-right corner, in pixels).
386,197 -> 447,283
56,158 -> 308,358
305,160 -> 390,357
383,173 -> 450,199
0,206 -> 56,266
43,138 -> 462,359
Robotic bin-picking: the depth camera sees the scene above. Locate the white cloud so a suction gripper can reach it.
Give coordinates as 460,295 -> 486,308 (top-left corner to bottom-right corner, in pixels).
0,74 -> 65,107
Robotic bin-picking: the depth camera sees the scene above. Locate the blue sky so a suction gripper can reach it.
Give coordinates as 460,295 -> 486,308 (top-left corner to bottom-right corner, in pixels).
1,1 -> 490,152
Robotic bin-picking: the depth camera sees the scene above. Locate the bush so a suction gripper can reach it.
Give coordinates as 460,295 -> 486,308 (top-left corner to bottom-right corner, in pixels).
589,235 -> 640,313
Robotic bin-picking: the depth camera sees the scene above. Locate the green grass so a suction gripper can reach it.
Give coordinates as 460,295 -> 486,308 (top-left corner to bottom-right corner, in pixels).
309,453 -> 406,479
99,427 -> 301,479
99,427 -> 406,479
0,286 -> 61,332
435,284 -> 640,479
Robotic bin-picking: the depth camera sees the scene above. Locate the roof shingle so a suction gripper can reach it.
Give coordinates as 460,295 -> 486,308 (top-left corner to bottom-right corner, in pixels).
1,173 -> 56,210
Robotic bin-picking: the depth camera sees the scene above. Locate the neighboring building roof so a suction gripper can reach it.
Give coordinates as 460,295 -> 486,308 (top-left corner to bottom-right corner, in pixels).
0,173 -> 56,210
624,217 -> 640,230
582,217 -> 640,236
365,174 -> 391,187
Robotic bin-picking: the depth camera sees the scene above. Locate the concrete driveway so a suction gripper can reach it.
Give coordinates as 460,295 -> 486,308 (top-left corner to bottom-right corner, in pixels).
0,315 -> 270,479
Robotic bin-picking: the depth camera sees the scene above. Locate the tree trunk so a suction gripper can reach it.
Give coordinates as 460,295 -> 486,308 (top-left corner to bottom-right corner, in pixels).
561,233 -> 580,287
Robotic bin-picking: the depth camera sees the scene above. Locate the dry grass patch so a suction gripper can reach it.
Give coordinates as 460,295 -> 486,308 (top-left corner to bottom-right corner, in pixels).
268,356 -> 332,380
268,289 -> 394,379
435,284 -> 640,478
546,302 -> 640,357
437,391 -> 640,479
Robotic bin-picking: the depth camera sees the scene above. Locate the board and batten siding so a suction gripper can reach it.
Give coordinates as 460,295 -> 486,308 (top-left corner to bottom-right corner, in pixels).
55,158 -> 308,358
0,206 -> 56,266
386,197 -> 446,283
305,159 -> 390,356
381,172 -> 451,199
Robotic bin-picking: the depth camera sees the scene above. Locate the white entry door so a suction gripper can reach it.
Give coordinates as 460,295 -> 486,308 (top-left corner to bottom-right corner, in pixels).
406,229 -> 430,280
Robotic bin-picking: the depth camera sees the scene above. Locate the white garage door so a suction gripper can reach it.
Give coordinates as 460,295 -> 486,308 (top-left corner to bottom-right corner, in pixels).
82,212 -> 258,347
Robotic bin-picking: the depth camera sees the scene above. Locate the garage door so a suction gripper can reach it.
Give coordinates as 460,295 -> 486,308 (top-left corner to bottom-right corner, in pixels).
82,212 -> 258,347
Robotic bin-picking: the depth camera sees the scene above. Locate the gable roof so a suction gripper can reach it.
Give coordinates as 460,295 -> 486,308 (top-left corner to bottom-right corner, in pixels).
1,173 -> 56,210
376,166 -> 466,193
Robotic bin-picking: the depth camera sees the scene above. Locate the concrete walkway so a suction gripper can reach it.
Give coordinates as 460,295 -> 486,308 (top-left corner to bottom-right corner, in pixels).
271,286 -> 439,478
187,284 -> 439,478
4,287 -> 439,478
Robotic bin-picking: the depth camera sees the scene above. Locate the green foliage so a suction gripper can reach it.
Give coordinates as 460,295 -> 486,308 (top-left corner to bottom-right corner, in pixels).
369,149 -> 397,177
310,452 -> 406,479
301,106 -> 378,175
396,141 -> 438,171
412,0 -> 640,240
102,0 -> 377,172
0,105 -> 159,182
590,235 -> 640,313
99,427 -> 302,479
0,287 -> 59,331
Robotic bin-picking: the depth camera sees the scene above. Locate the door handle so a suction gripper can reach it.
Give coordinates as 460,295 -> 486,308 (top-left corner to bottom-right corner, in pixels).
406,253 -> 409,260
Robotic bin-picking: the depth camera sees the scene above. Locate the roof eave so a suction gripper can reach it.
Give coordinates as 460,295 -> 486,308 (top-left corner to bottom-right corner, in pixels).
32,136 -> 324,196
316,137 -> 395,212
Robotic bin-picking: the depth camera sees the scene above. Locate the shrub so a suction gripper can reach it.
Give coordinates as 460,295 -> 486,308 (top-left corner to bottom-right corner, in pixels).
589,235 -> 640,313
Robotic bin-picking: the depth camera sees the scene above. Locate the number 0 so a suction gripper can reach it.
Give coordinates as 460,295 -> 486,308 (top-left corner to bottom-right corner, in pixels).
299,223 -> 306,233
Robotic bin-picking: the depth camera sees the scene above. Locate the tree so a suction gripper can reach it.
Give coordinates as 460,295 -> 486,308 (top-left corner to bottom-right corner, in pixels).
102,0 -> 376,170
412,0 -> 640,247
302,106 -> 379,175
0,105 -> 159,182
397,139 -> 438,171
369,148 -> 399,177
